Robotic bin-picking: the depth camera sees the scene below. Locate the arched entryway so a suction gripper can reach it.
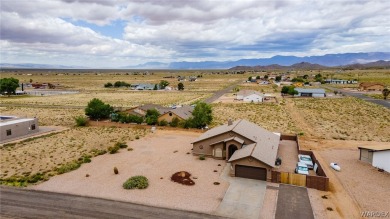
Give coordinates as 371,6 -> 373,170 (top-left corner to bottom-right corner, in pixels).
228,144 -> 238,159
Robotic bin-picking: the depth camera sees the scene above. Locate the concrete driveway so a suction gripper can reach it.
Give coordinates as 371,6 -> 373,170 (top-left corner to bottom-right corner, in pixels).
275,184 -> 314,219
214,164 -> 267,219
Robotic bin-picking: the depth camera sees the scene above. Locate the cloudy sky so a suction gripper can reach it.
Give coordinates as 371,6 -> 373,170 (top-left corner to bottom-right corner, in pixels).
1,0 -> 389,68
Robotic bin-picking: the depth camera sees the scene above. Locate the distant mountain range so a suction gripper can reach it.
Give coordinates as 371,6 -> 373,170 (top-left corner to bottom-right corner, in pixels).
229,60 -> 390,70
1,52 -> 389,70
125,52 -> 390,69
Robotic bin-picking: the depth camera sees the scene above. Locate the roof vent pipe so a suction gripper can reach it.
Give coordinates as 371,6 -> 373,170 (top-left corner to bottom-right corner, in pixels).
228,119 -> 233,126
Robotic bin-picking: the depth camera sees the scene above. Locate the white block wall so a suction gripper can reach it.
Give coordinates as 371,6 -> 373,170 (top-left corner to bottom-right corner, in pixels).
372,150 -> 390,173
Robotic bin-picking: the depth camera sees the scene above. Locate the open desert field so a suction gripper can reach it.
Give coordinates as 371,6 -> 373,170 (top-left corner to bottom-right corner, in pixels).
291,97 -> 390,141
0,91 -> 210,107
32,130 -> 229,213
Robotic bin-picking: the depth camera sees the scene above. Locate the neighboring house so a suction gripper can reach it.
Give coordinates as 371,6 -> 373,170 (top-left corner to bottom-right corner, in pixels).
358,146 -> 390,173
192,119 -> 280,180
359,82 -> 385,91
189,76 -> 198,82
0,116 -> 39,142
236,90 -> 264,102
325,79 -> 358,84
177,76 -> 186,81
164,86 -> 174,91
294,88 -> 326,97
258,81 -> 269,85
131,104 -> 170,116
158,105 -> 193,123
134,83 -> 158,90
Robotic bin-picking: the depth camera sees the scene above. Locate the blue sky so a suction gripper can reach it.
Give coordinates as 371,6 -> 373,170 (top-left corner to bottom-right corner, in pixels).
1,0 -> 389,68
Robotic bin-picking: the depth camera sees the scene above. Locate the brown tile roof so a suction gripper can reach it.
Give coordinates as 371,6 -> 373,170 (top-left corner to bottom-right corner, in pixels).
138,104 -> 170,114
209,137 -> 245,146
168,105 -> 193,120
228,143 -> 256,161
237,90 -> 263,98
193,119 -> 280,167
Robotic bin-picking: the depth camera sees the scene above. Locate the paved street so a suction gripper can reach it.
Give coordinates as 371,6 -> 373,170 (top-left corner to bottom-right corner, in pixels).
324,86 -> 390,109
0,186 -> 225,219
204,81 -> 241,103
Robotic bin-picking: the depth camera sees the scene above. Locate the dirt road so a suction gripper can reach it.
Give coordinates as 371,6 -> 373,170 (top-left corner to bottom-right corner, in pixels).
0,186 -> 225,219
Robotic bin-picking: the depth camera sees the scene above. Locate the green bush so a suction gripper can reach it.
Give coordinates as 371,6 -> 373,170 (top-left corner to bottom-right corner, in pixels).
56,161 -> 81,174
115,142 -> 128,148
170,117 -> 180,127
199,154 -> 206,160
74,116 -> 88,126
114,167 -> 119,175
123,176 -> 149,189
108,145 -> 120,154
159,119 -> 168,126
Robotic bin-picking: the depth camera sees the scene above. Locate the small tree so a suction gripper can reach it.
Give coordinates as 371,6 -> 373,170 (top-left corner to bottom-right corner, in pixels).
170,117 -> 180,127
153,84 -> 158,90
334,90 -> 338,95
288,86 -> 298,95
159,80 -> 169,89
178,82 -> 184,90
264,75 -> 269,80
281,86 -> 289,94
145,109 -> 160,125
256,75 -> 261,80
0,77 -> 19,96
382,88 -> 390,100
275,76 -> 282,82
85,98 -> 114,120
191,102 -> 212,128
248,76 -> 252,81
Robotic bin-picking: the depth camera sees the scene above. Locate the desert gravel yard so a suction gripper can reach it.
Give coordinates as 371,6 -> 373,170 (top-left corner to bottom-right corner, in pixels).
33,130 -> 229,213
320,148 -> 390,213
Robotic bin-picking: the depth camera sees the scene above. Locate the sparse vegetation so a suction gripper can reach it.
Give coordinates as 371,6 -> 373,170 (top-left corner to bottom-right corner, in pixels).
74,116 -> 88,126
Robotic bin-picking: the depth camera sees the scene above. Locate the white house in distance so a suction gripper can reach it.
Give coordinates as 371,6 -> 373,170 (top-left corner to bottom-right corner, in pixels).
358,146 -> 390,173
294,88 -> 326,97
236,90 -> 263,103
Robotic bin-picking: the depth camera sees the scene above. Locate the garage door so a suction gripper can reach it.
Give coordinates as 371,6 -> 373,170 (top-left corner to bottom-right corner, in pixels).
235,165 -> 267,180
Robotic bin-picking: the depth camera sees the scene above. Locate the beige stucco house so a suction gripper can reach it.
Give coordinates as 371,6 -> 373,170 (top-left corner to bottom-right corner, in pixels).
192,119 -> 280,180
157,105 -> 193,123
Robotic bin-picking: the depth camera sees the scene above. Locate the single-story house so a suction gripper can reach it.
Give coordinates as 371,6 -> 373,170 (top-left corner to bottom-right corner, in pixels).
294,88 -> 326,97
0,116 -> 39,143
359,82 -> 385,91
158,105 -> 193,123
131,83 -> 159,90
189,76 -> 198,82
358,146 -> 390,173
325,79 -> 358,84
192,119 -> 280,180
131,104 -> 170,116
236,90 -> 264,102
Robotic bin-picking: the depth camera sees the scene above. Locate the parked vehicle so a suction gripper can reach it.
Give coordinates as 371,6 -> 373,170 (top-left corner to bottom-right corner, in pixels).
298,154 -> 314,169
295,162 -> 309,175
330,163 -> 341,171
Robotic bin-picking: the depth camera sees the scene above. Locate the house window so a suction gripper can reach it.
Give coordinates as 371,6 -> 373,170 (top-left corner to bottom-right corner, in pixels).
31,124 -> 36,130
6,129 -> 12,136
169,113 -> 173,116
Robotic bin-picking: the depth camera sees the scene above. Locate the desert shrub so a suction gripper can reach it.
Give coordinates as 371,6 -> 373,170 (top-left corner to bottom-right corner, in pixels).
74,116 -> 88,126
104,82 -> 113,88
56,161 -> 81,174
108,145 -> 120,154
199,154 -> 206,160
145,109 -> 160,125
91,149 -> 107,156
135,135 -> 140,139
114,167 -> 119,174
170,117 -> 180,127
123,176 -> 149,189
159,119 -> 168,126
115,142 -> 128,148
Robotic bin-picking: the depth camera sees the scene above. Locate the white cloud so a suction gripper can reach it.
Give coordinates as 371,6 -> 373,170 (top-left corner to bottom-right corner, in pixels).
1,0 -> 389,67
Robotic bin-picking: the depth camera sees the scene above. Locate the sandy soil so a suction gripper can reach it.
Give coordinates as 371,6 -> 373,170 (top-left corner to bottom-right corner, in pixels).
320,148 -> 390,213
299,138 -> 390,218
33,130 -> 229,213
